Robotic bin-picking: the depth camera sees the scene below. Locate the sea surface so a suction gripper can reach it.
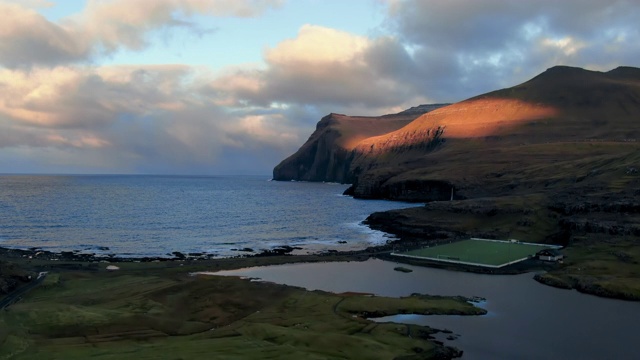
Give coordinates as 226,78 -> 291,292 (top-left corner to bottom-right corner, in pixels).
0,175 -> 418,257
211,259 -> 640,360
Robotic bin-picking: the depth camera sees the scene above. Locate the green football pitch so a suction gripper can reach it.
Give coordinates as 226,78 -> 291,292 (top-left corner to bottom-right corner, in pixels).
397,239 -> 555,267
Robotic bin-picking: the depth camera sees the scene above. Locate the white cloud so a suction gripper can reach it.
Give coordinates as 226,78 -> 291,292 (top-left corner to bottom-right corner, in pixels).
76,0 -> 283,53
209,25 -> 429,110
0,0 -> 283,68
0,2 -> 88,68
265,24 -> 369,65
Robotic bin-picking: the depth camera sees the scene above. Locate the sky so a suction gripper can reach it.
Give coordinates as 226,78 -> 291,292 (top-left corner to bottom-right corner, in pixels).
1,0 -> 639,175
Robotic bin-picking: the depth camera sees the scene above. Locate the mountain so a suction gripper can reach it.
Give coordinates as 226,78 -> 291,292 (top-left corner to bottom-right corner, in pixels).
274,65 -> 640,300
272,104 -> 448,183
346,66 -> 640,201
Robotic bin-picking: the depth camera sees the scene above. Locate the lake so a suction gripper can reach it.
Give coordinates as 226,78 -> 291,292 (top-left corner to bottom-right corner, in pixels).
210,258 -> 640,360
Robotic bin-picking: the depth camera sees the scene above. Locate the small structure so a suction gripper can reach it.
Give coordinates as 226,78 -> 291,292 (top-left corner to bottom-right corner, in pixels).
106,265 -> 120,271
537,249 -> 564,262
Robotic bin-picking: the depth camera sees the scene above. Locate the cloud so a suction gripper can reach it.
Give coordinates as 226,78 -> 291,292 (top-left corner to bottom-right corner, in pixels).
209,0 -> 640,112
0,2 -> 88,68
0,63 -> 309,174
209,25 -> 431,111
0,0 -> 283,68
76,0 -> 284,54
0,65 -> 197,128
384,0 -> 640,101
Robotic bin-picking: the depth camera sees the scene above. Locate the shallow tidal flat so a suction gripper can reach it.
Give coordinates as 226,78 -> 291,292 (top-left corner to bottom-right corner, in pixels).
0,257 -> 482,360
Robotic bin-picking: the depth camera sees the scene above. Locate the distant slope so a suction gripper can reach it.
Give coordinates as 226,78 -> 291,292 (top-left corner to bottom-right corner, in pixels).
272,104 -> 448,182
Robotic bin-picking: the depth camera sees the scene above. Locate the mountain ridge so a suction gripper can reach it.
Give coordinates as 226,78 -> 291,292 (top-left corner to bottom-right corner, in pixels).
344,65 -> 640,200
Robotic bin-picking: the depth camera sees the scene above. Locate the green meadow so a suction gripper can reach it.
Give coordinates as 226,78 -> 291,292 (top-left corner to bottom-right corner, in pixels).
0,261 -> 485,360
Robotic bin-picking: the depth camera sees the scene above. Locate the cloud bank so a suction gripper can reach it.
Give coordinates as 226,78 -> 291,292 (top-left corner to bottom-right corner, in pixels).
1,0 -> 639,174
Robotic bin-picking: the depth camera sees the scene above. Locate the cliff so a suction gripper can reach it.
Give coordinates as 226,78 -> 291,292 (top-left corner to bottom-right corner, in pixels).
272,104 -> 448,183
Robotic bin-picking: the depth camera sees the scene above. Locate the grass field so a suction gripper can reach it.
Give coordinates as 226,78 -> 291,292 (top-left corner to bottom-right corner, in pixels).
397,239 -> 557,267
0,260 -> 486,360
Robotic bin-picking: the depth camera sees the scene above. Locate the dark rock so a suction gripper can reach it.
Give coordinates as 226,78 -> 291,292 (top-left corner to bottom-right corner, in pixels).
172,251 -> 186,260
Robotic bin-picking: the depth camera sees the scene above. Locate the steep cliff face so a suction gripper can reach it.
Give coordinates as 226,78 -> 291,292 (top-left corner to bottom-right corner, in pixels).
272,105 -> 448,182
273,114 -> 353,182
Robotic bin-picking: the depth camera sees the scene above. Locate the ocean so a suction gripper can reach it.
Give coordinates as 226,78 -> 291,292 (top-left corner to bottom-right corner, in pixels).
0,175 -> 418,257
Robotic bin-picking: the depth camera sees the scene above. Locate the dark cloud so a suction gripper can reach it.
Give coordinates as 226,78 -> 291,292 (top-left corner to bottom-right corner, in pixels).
386,0 -> 640,101
0,64 -> 307,175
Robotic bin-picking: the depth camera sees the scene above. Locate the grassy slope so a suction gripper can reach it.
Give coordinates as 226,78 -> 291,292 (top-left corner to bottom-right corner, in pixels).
535,240 -> 640,300
350,66 -> 640,198
0,263 -> 484,360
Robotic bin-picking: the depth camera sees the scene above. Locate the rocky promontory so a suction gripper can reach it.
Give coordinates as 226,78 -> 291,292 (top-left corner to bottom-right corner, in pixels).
272,104 -> 448,183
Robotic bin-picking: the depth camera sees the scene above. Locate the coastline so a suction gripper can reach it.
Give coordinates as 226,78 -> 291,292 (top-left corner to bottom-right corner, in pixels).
0,244 -> 376,273
2,219 -> 639,303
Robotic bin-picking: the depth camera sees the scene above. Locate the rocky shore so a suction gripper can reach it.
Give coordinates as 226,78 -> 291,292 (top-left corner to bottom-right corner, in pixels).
0,244 -> 356,264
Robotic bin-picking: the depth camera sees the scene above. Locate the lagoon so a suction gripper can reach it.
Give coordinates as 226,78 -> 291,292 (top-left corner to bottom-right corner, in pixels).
212,258 -> 639,360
